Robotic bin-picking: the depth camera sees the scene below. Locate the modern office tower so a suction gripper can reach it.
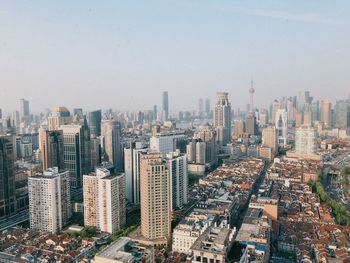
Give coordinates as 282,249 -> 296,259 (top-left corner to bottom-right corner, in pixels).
303,109 -> 312,126
198,98 -> 204,117
0,136 -> 16,220
91,137 -> 101,170
214,92 -> 232,147
320,100 -> 332,128
166,151 -> 188,210
61,120 -> 91,189
245,114 -> 258,135
335,100 -> 350,128
73,108 -> 83,118
194,124 -> 217,166
295,111 -> 303,127
19,98 -> 30,124
83,168 -> 126,234
88,110 -> 102,137
262,126 -> 278,155
162,91 -> 169,121
275,109 -> 288,146
270,100 -> 280,124
48,106 -> 72,130
124,142 -> 148,204
297,91 -> 312,112
39,129 -> 64,171
101,120 -> 123,172
140,152 -> 171,244
153,105 -> 158,121
195,142 -> 206,164
295,125 -> 317,155
311,101 -> 320,123
150,131 -> 187,157
205,99 -> 210,118
28,167 -> 71,233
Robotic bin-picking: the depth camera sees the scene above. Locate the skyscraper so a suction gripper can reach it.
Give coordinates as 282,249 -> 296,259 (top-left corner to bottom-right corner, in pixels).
124,142 -> 148,204
88,110 -> 102,137
101,120 -> 123,172
166,151 -> 188,210
0,136 -> 16,220
295,125 -> 317,155
153,105 -> 158,121
275,109 -> 288,146
19,98 -> 30,124
140,152 -> 171,244
83,168 -> 126,234
205,99 -> 210,118
61,120 -> 91,189
262,126 -> 277,155
150,131 -> 187,158
28,167 -> 71,233
335,100 -> 350,129
193,124 -> 217,166
320,100 -> 332,128
162,91 -> 169,121
39,129 -> 64,171
214,92 -> 232,147
48,106 -> 72,131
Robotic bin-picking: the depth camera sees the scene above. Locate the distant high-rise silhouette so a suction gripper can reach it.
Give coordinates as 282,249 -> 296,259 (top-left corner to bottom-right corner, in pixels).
162,91 -> 169,121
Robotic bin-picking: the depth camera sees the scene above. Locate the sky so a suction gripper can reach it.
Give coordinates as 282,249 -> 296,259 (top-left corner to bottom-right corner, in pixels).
0,0 -> 350,113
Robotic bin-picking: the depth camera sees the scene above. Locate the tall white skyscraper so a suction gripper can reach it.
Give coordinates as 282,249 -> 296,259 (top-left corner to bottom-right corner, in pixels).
124,141 -> 148,204
83,168 -> 126,234
101,120 -> 123,172
275,109 -> 288,146
28,167 -> 71,233
166,151 -> 188,210
214,92 -> 232,147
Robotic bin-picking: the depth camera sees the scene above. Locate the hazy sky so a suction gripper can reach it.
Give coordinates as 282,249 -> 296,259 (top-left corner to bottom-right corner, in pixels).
1,0 -> 350,113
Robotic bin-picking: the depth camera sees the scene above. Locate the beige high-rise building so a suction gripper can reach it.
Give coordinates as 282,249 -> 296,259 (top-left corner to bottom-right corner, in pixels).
28,167 -> 71,233
262,126 -> 277,155
48,106 -> 72,131
320,100 -> 331,128
39,129 -> 64,171
101,120 -> 123,171
83,168 -> 126,234
140,152 -> 171,244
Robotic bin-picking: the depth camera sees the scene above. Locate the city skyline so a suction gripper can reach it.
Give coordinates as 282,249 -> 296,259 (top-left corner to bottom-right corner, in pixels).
1,1 -> 350,112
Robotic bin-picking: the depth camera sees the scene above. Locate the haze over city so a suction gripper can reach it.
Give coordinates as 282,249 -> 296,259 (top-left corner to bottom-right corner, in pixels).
1,0 -> 350,112
3,2 -> 350,263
